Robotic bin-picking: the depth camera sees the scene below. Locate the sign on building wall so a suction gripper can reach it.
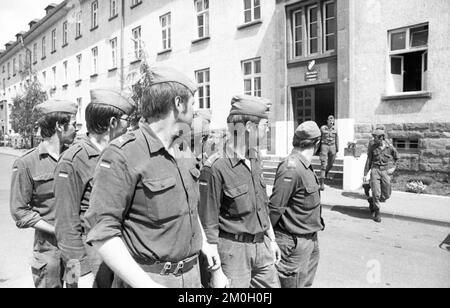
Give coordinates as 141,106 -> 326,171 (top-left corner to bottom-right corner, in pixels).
305,60 -> 319,81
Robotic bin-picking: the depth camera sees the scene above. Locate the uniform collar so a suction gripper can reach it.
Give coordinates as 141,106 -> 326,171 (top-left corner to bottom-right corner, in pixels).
37,142 -> 49,157
225,143 -> 258,168
139,122 -> 166,154
80,135 -> 101,158
291,148 -> 311,168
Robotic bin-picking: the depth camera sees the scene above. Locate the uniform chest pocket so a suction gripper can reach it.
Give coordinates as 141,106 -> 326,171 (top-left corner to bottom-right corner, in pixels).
223,184 -> 253,216
141,176 -> 182,222
304,185 -> 321,209
32,173 -> 55,201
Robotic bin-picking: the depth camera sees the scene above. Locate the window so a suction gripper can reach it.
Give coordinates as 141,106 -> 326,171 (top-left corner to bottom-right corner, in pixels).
52,66 -> 56,88
33,43 -> 38,63
242,58 -> 262,97
7,63 -> 10,78
110,38 -> 118,68
160,13 -> 171,51
76,54 -> 82,81
13,58 -> 16,76
76,11 -> 82,38
110,0 -> 118,18
195,0 -> 209,38
63,61 -> 68,85
91,47 -> 98,76
244,0 -> 261,23
52,29 -> 57,52
2,66 -> 4,74
290,1 -> 336,59
131,0 -> 142,8
42,71 -> 47,85
42,37 -> 46,58
132,26 -> 142,60
18,54 -> 23,72
91,1 -> 98,29
388,24 -> 428,94
63,21 -> 68,46
393,139 -> 419,153
196,69 -> 210,109
76,98 -> 83,129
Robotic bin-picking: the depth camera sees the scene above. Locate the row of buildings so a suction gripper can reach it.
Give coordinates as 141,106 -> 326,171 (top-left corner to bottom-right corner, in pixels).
1,0 -> 449,173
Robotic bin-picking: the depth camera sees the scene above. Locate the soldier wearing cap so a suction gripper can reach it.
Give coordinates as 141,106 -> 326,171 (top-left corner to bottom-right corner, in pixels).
363,127 -> 399,223
319,115 -> 339,191
54,89 -> 135,288
199,95 -> 281,288
10,99 -> 78,288
85,66 -> 218,288
269,121 -> 325,288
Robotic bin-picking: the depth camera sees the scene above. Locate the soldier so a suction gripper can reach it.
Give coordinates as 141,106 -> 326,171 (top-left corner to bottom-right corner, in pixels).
85,66 -> 217,288
269,121 -> 325,288
10,100 -> 78,288
54,89 -> 135,288
319,115 -> 339,191
199,95 -> 281,288
363,129 -> 399,223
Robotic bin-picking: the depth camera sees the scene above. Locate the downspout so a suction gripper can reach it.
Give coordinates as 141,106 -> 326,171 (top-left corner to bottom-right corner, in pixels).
120,0 -> 125,91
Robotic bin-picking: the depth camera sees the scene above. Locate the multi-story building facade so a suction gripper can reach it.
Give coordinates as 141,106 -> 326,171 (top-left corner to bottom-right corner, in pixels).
1,0 -> 449,176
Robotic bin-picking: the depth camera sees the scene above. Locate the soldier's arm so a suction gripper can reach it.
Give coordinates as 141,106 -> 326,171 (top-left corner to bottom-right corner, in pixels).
54,161 -> 90,281
9,159 -> 42,229
364,146 -> 373,176
268,161 -> 300,227
85,147 -> 163,288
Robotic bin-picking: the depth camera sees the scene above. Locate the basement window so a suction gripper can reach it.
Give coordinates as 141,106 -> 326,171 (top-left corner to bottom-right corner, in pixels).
393,138 -> 419,153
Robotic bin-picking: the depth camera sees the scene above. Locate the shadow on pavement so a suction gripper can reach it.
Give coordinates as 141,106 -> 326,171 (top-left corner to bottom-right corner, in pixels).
439,234 -> 450,252
341,191 -> 368,200
328,205 -> 373,220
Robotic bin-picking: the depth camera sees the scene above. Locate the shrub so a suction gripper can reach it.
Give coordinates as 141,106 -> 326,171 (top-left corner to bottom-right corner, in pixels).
406,181 -> 427,194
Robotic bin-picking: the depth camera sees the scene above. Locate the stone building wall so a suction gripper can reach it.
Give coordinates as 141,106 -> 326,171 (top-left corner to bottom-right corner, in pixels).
354,123 -> 450,173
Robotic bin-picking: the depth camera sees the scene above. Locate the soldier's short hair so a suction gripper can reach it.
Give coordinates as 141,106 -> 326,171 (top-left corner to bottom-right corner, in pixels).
293,135 -> 320,149
37,112 -> 73,138
85,103 -> 125,135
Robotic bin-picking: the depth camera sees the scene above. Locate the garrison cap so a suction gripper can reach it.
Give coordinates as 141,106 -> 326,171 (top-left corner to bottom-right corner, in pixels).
229,95 -> 271,119
148,66 -> 197,95
90,88 -> 135,115
34,99 -> 77,115
295,121 -> 321,140
372,129 -> 386,137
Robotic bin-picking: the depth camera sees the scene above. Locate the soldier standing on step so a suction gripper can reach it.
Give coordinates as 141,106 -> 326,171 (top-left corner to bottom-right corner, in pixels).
319,115 -> 339,191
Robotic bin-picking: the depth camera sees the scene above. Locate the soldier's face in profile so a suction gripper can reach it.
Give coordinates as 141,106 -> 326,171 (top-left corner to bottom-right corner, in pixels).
61,115 -> 77,145
177,95 -> 195,126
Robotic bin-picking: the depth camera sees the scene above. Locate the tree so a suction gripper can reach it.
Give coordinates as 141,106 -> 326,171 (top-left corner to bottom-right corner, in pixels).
10,80 -> 47,149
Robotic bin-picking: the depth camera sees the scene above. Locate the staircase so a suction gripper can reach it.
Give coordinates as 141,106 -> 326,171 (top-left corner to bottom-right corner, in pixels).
262,156 -> 344,187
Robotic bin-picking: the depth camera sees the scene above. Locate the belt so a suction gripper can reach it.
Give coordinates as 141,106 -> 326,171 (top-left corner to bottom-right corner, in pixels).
219,230 -> 265,243
372,164 -> 389,171
137,255 -> 198,276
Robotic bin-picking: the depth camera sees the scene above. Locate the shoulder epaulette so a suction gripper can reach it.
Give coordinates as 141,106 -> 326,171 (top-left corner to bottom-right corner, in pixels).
287,157 -> 298,169
61,144 -> 83,163
22,148 -> 36,158
111,132 -> 136,149
204,152 -> 221,168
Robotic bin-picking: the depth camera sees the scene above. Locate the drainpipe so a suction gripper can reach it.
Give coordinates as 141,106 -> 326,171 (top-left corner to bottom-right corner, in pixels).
120,0 -> 125,91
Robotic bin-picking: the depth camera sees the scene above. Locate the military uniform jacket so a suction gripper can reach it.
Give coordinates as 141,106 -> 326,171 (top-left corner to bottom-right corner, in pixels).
320,125 -> 339,151
54,135 -> 100,275
85,123 -> 203,264
269,149 -> 325,236
364,141 -> 399,175
10,143 -> 59,228
198,144 -> 271,245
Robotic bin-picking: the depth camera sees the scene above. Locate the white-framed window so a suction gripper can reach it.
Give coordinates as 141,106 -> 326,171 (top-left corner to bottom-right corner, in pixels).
243,0 -> 261,24
76,11 -> 82,38
42,37 -> 46,58
110,0 -> 118,18
51,29 -> 57,52
63,61 -> 68,85
76,97 -> 83,129
110,38 -> 118,68
242,58 -> 262,97
132,26 -> 142,59
7,63 -> 10,78
160,13 -> 171,51
195,0 -> 209,38
290,1 -> 336,59
12,58 -> 16,76
63,21 -> 68,46
196,68 -> 210,109
76,54 -> 82,80
52,66 -> 56,88
42,71 -> 47,85
33,43 -> 38,63
91,47 -> 98,75
18,54 -> 23,72
387,24 -> 429,94
91,1 -> 98,29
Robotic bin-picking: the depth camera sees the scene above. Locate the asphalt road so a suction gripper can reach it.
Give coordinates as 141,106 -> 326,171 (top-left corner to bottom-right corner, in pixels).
0,153 -> 449,288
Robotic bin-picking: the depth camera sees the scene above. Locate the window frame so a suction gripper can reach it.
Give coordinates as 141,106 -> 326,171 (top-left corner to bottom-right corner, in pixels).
62,21 -> 68,47
196,68 -> 211,109
243,0 -> 261,24
91,47 -> 98,76
110,0 -> 118,18
160,13 -> 172,51
63,61 -> 68,85
51,29 -> 57,52
242,58 -> 262,97
323,0 -> 336,52
42,37 -> 46,59
132,26 -> 142,60
91,0 -> 99,30
195,0 -> 210,39
76,11 -> 82,38
110,38 -> 118,69
76,54 -> 82,81
33,43 -> 38,63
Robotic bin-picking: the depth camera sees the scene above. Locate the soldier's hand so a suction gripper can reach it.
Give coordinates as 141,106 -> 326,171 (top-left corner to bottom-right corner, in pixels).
201,242 -> 221,272
210,268 -> 230,288
363,175 -> 370,184
269,240 -> 282,265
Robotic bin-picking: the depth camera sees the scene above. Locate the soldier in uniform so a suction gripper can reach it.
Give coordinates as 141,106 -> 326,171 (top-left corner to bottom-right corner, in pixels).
85,66 -> 218,288
54,89 -> 135,288
319,115 -> 339,191
363,129 -> 399,223
269,121 -> 325,288
10,100 -> 78,288
199,95 -> 281,288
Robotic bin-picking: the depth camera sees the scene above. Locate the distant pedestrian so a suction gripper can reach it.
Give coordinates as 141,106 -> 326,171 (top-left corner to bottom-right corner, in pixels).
319,115 -> 339,191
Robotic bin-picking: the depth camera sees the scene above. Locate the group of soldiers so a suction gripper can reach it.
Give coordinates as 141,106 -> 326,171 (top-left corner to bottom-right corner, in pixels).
9,66 -> 398,288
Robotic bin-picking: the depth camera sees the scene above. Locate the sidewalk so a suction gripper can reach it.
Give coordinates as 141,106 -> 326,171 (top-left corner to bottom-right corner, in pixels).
268,185 -> 450,227
0,147 -> 28,158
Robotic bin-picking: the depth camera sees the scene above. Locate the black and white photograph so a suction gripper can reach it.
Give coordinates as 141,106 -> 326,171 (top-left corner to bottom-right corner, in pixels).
0,0 -> 449,290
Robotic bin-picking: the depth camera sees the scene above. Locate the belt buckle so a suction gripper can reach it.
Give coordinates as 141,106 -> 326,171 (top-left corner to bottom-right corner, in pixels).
160,262 -> 172,276
173,261 -> 185,276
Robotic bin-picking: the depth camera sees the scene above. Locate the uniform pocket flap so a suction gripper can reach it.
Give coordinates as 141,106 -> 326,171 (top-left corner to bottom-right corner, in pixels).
224,184 -> 249,198
305,185 -> 319,194
142,177 -> 177,192
33,173 -> 54,182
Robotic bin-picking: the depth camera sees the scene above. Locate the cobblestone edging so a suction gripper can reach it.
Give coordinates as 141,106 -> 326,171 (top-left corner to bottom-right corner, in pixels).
354,122 -> 450,173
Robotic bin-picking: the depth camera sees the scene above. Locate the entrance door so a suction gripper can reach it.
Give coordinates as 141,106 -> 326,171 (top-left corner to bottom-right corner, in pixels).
292,87 -> 315,126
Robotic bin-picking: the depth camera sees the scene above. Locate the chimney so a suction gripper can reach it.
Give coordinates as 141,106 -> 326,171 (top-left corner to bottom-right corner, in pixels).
15,32 -> 26,42
29,19 -> 40,29
45,4 -> 57,15
5,41 -> 15,50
